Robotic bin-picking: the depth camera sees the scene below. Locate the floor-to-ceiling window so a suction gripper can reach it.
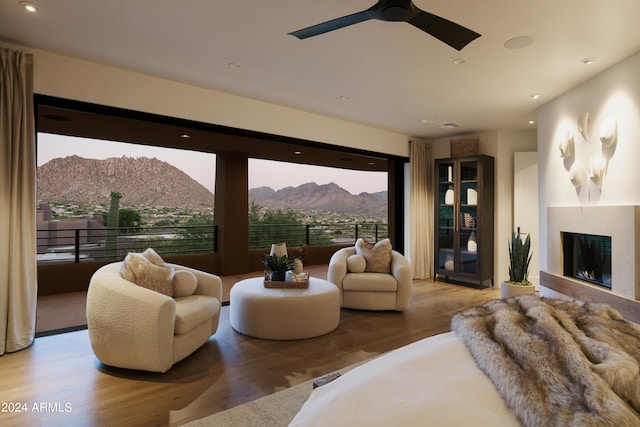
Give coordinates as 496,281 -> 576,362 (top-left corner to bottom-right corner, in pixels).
248,158 -> 388,250
36,132 -> 216,264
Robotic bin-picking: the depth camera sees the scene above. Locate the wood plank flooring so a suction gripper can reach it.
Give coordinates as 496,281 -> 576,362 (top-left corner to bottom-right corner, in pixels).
5,273 -> 500,427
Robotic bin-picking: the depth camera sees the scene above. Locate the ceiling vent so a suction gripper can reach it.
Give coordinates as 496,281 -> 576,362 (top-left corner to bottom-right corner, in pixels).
437,122 -> 461,129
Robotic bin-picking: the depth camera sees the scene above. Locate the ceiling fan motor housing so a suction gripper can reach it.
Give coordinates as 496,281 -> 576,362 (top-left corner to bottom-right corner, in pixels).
379,1 -> 418,21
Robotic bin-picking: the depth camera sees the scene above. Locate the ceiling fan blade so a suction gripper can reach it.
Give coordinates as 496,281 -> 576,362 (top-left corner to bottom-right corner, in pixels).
407,10 -> 480,51
288,10 -> 374,39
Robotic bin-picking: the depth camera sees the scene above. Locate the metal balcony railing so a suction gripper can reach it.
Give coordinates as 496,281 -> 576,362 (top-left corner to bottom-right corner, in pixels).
37,225 -> 217,263
36,223 -> 388,263
247,223 -> 388,250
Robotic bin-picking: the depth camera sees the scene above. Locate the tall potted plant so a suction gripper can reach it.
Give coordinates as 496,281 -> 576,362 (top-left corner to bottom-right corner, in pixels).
501,227 -> 535,299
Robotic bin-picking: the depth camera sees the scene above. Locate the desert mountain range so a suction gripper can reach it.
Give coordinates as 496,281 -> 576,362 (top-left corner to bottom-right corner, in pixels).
37,156 -> 387,216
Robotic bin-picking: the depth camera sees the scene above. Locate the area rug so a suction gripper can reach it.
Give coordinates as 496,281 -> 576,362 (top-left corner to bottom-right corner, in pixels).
181,359 -> 369,427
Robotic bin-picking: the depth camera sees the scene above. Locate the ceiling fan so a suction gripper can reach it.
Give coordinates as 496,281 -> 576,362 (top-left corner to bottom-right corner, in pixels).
288,0 -> 481,51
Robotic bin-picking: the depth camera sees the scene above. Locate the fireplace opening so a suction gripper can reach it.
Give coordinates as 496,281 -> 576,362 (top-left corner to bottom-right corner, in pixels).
562,232 -> 612,289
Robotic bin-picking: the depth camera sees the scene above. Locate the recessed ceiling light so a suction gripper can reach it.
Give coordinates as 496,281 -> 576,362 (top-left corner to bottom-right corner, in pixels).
581,57 -> 597,65
528,120 -> 536,125
452,58 -> 466,65
20,1 -> 39,13
419,118 -> 432,124
504,36 -> 534,49
437,122 -> 461,129
368,162 -> 375,165
529,93 -> 541,100
294,151 -> 302,155
180,133 -> 191,139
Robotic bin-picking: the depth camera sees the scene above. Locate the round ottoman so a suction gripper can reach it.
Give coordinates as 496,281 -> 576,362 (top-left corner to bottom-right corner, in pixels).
230,277 -> 340,340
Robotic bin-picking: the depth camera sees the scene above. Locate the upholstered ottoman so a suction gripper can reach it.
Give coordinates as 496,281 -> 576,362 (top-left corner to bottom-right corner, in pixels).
230,277 -> 340,340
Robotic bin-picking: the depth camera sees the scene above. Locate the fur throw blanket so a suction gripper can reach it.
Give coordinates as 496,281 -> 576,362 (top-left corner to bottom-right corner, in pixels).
451,295 -> 640,427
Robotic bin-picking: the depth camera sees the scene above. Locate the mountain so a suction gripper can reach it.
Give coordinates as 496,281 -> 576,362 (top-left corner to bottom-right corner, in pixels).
249,182 -> 387,217
37,156 -> 388,216
37,155 -> 215,208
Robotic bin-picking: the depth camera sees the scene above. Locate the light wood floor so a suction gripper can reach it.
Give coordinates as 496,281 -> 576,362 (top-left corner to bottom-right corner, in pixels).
8,271 -> 500,427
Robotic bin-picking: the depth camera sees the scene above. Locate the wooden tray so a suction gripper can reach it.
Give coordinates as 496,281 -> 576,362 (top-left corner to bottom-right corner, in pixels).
263,279 -> 309,289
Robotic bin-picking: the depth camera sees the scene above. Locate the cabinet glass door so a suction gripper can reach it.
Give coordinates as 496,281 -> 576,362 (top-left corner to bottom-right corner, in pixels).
458,160 -> 478,275
437,162 -> 455,272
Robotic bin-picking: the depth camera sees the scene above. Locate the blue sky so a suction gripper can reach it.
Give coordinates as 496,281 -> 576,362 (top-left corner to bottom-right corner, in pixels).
37,133 -> 387,195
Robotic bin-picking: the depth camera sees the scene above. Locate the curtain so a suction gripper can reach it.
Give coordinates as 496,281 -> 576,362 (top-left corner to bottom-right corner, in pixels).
409,139 -> 433,279
0,48 -> 37,355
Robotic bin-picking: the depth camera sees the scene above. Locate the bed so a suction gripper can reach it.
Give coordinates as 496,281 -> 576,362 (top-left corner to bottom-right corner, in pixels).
289,295 -> 640,427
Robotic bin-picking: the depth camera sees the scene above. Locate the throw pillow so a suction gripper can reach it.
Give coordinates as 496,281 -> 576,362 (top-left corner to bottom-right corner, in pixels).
173,269 -> 198,297
120,252 -> 175,297
142,247 -> 165,266
355,238 -> 392,273
347,254 -> 367,273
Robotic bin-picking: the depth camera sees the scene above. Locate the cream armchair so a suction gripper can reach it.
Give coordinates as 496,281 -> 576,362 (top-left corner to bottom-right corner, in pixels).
86,261 -> 222,373
328,247 -> 412,311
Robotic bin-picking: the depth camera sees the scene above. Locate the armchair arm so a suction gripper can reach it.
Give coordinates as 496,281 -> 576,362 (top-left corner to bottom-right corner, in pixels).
87,262 -> 176,372
327,247 -> 356,289
390,251 -> 413,311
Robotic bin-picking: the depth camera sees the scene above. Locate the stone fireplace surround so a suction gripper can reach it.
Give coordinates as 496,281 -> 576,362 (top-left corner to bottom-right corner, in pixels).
547,206 -> 640,299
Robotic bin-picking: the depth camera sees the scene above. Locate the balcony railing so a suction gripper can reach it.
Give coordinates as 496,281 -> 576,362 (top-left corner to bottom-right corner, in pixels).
37,223 -> 387,263
248,223 -> 388,250
37,225 -> 217,263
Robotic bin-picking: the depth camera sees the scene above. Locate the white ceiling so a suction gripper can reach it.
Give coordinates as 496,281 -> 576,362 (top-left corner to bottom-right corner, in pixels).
1,0 -> 640,139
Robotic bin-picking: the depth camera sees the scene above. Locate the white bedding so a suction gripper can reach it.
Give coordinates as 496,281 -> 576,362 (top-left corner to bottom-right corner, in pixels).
289,332 -> 519,426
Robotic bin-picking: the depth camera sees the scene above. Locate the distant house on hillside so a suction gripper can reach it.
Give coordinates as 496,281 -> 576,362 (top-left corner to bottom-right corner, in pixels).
36,203 -> 106,261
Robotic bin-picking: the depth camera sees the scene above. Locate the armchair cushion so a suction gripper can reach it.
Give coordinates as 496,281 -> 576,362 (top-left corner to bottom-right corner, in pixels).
347,254 -> 367,273
120,252 -> 174,296
356,238 -> 392,273
174,295 -> 218,334
343,273 -> 398,292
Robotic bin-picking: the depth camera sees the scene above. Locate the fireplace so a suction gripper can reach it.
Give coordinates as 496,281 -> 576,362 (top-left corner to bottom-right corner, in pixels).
561,232 -> 612,289
547,206 -> 640,300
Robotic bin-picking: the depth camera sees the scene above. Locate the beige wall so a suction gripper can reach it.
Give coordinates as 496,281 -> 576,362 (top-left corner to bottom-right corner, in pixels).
1,42 -> 409,158
537,50 -> 640,298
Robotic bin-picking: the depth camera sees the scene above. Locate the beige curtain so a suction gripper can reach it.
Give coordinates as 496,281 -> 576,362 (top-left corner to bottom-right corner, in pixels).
0,48 -> 37,355
409,139 -> 433,279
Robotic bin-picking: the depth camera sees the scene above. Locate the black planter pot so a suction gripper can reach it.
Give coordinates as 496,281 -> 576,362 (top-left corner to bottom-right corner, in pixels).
269,271 -> 286,282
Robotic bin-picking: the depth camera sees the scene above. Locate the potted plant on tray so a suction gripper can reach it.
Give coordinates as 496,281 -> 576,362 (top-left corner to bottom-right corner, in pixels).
263,254 -> 294,282
501,227 -> 535,299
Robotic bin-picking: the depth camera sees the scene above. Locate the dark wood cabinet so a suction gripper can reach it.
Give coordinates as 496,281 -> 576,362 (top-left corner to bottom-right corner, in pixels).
434,156 -> 494,287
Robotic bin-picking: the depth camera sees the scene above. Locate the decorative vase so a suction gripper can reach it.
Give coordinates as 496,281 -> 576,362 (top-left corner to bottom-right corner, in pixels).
467,231 -> 477,252
444,188 -> 454,205
444,254 -> 454,271
292,258 -> 304,274
467,188 -> 477,205
270,242 -> 288,258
